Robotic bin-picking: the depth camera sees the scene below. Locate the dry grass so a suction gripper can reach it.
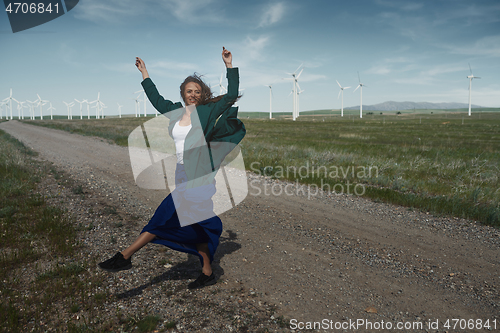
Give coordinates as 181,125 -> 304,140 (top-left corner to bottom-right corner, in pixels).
21,112 -> 500,226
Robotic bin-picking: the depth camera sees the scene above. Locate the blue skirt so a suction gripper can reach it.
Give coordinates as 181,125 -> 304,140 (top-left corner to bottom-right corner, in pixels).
141,163 -> 222,265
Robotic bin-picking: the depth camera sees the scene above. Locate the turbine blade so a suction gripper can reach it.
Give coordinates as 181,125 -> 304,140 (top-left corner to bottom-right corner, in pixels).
345,86 -> 351,90
338,90 -> 341,99
469,63 -> 472,75
336,80 -> 342,88
294,63 -> 303,74
296,68 -> 304,79
354,84 -> 360,92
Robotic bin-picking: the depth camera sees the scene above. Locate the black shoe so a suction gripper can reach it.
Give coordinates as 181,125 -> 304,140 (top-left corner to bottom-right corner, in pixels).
98,252 -> 132,272
188,272 -> 217,289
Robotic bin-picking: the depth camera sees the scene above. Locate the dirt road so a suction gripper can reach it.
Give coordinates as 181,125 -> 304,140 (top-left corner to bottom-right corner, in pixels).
1,120 -> 499,331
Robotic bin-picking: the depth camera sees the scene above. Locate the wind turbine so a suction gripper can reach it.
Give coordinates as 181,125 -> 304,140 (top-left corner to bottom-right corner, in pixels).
26,99 -> 37,120
2,89 -> 19,120
63,101 -> 74,119
17,101 -> 29,119
0,101 -> 5,119
353,72 -> 365,118
336,80 -> 351,117
117,103 -> 123,118
467,63 -> 481,117
34,94 -> 49,120
218,72 -> 227,95
75,99 -> 87,119
135,90 -> 147,117
21,101 -> 30,119
89,92 -> 105,119
14,100 -> 23,119
283,64 -> 304,121
47,103 -> 56,120
131,95 -> 141,117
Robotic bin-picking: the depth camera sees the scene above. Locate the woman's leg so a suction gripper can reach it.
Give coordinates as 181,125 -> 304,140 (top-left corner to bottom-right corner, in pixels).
196,243 -> 212,275
121,231 -> 157,260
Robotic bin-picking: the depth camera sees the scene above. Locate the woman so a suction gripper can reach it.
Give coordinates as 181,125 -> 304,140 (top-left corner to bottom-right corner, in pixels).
98,47 -> 245,289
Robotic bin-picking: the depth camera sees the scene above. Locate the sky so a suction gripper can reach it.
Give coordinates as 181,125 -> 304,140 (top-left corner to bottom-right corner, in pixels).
1,0 -> 500,118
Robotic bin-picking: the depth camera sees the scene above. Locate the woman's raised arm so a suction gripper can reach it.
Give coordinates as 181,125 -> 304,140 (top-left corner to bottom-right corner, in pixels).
137,57 -> 181,115
222,47 -> 232,69
135,57 -> 150,80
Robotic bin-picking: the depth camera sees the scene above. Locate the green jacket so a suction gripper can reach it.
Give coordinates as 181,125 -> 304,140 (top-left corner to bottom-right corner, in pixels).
141,68 -> 245,186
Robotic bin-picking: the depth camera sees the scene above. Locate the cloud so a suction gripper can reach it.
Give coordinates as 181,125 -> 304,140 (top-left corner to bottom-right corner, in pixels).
258,2 -> 285,27
59,43 -> 80,66
365,57 -> 417,76
392,63 -> 466,86
151,60 -> 197,72
157,0 -> 221,23
73,0 -> 138,23
366,66 -> 391,75
442,35 -> 500,57
74,0 -> 220,24
375,0 -> 423,12
102,62 -> 135,73
238,35 -> 270,66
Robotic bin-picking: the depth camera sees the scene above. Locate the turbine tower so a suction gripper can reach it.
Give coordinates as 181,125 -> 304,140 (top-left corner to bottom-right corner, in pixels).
267,84 -> 273,119
336,80 -> 350,117
297,86 -> 304,117
467,63 -> 481,117
0,101 -> 5,119
353,72 -> 365,119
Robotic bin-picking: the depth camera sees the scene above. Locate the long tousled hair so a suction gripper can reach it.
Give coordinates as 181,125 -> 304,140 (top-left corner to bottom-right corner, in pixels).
180,73 -> 240,106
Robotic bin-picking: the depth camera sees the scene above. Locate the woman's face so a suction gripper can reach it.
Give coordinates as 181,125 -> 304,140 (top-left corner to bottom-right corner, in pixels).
183,82 -> 202,106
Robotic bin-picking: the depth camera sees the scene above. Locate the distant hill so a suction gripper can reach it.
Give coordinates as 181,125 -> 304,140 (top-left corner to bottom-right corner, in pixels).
345,101 -> 483,111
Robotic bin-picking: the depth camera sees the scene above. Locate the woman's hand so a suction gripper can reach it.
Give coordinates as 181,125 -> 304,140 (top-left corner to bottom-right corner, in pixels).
222,47 -> 233,68
135,57 -> 150,80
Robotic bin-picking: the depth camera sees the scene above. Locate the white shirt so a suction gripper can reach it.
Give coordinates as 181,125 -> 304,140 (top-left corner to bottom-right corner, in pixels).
172,120 -> 192,164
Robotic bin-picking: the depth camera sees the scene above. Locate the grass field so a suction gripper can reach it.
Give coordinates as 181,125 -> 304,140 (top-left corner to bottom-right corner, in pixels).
20,110 -> 500,227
